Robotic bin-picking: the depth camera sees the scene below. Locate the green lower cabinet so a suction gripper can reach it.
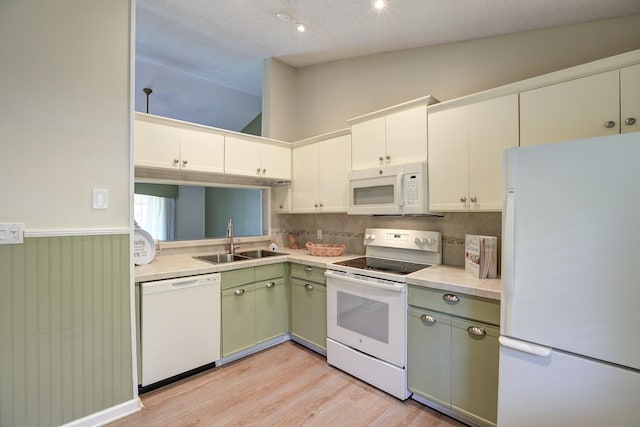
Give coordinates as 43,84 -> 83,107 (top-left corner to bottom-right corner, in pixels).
407,294 -> 500,427
221,263 -> 288,359
290,277 -> 326,351
256,277 -> 288,344
407,308 -> 452,408
221,284 -> 256,357
451,318 -> 499,425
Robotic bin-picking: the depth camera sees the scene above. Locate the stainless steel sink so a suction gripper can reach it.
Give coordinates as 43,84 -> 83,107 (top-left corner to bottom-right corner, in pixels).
195,253 -> 250,264
237,249 -> 289,259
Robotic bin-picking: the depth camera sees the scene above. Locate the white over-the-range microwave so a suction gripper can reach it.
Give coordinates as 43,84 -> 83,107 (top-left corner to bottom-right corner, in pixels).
347,161 -> 438,216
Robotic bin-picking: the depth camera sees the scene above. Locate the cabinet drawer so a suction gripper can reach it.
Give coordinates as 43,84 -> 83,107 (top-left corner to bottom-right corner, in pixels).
221,267 -> 255,290
255,263 -> 285,281
290,263 -> 326,284
408,286 -> 500,326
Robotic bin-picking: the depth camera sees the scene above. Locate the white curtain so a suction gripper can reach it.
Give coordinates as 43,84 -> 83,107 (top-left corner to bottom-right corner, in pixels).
134,194 -> 175,241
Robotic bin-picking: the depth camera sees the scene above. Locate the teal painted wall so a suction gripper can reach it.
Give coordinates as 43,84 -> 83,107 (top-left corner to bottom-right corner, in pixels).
241,113 -> 262,136
205,187 -> 263,237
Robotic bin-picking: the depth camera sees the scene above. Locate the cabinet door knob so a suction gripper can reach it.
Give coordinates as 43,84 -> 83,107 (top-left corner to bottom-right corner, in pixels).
625,117 -> 637,126
604,120 -> 616,129
304,283 -> 313,290
470,196 -> 477,203
443,293 -> 460,303
182,159 -> 188,166
460,196 -> 467,203
173,158 -> 179,166
379,156 -> 384,162
234,288 -> 245,295
263,168 -> 267,174
266,282 -> 275,288
314,203 -> 318,208
467,326 -> 486,337
319,203 -> 323,208
385,155 -> 391,161
420,314 -> 436,323
256,168 -> 261,175
304,266 -> 313,272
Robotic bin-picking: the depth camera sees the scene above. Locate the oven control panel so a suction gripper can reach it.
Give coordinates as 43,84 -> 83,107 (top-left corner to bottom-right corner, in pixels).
364,228 -> 441,252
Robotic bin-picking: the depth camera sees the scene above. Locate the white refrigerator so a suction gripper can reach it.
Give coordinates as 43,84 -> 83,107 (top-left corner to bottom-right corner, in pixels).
498,133 -> 640,426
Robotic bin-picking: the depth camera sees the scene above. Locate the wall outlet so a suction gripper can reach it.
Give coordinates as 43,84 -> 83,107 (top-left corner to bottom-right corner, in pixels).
0,223 -> 24,245
317,229 -> 323,240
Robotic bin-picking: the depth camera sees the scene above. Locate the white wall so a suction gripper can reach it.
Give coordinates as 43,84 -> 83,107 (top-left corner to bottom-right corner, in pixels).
0,0 -> 131,231
265,14 -> 640,141
262,58 -> 299,141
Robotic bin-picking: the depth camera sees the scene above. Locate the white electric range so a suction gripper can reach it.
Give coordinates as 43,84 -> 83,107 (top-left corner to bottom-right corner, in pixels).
325,228 -> 442,400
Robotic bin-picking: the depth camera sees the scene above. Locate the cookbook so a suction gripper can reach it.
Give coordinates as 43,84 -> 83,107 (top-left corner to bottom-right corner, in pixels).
465,234 -> 498,279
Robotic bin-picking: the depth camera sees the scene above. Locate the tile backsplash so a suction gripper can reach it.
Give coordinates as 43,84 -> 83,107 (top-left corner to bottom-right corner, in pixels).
273,212 -> 502,267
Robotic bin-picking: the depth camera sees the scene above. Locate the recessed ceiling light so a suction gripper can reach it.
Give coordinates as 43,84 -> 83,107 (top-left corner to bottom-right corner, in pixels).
295,23 -> 307,33
373,0 -> 388,10
276,12 -> 292,22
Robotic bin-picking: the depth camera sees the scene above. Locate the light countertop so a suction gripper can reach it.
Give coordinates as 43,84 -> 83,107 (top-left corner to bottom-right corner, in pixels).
406,265 -> 501,300
134,249 -> 360,283
135,249 -> 501,300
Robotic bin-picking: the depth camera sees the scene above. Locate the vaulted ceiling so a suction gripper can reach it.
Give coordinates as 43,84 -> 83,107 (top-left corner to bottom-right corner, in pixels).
135,0 -> 640,132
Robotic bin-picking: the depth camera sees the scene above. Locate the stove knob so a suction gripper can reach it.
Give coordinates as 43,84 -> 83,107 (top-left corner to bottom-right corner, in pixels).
369,234 -> 376,241
365,233 -> 372,240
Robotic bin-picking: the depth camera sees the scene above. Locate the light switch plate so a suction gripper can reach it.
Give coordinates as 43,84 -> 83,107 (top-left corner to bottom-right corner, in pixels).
0,223 -> 24,244
93,189 -> 108,209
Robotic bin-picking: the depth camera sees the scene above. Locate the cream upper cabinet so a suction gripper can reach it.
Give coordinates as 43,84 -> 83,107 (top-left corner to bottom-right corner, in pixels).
178,127 -> 225,173
521,65 -> 640,146
135,118 -> 180,169
351,105 -> 427,170
273,184 -> 291,213
225,135 -> 291,180
520,70 -> 621,146
292,134 -> 351,213
428,94 -> 519,212
260,143 -> 292,180
621,63 -> 640,134
135,117 -> 224,173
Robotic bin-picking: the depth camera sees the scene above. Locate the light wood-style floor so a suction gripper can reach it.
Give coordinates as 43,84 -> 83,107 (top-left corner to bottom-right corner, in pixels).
109,341 -> 466,427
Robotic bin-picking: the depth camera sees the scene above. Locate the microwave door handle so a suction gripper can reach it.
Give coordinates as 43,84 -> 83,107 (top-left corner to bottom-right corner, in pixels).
396,173 -> 404,207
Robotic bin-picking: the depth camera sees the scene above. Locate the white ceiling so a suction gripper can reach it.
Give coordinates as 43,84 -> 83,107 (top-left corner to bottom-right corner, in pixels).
135,0 -> 640,131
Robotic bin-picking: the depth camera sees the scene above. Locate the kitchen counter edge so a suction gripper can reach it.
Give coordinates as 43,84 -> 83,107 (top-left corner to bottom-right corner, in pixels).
134,249 -> 359,283
135,250 -> 501,300
407,265 -> 501,300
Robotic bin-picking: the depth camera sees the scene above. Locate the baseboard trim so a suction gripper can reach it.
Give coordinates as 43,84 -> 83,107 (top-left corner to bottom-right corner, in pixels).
217,335 -> 290,366
61,398 -> 141,427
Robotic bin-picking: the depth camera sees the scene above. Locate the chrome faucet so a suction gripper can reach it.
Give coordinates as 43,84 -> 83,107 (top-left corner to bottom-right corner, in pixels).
227,219 -> 239,254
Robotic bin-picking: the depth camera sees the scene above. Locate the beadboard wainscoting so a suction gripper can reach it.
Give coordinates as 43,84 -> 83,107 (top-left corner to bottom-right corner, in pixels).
0,233 -> 134,427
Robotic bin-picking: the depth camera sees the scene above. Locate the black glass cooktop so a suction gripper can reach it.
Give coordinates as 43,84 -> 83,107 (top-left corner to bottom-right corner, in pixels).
334,257 -> 430,275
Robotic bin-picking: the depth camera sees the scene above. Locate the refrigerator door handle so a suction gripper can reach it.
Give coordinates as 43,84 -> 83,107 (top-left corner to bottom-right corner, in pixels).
502,147 -> 517,309
499,336 -> 552,357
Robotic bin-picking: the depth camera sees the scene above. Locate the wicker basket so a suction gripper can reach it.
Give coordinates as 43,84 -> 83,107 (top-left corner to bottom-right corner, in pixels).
305,242 -> 347,257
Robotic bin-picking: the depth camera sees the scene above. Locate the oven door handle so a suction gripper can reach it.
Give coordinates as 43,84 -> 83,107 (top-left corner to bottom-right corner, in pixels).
325,271 -> 405,293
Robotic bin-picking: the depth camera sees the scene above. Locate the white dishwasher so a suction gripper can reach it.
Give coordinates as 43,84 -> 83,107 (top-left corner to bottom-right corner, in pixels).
141,273 -> 221,387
